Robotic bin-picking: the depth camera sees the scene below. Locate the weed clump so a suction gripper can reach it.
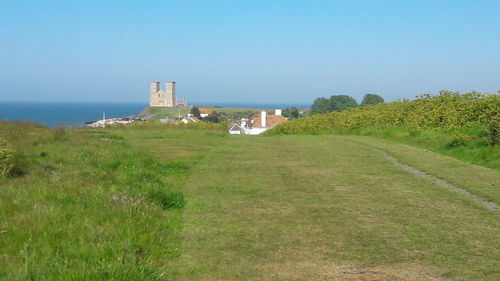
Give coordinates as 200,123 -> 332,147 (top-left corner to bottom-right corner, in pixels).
0,138 -> 15,176
447,134 -> 470,148
489,118 -> 499,146
53,126 -> 68,141
147,189 -> 185,209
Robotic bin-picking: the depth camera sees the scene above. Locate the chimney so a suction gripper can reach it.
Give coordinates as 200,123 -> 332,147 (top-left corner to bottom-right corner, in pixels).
275,109 -> 282,116
261,111 -> 267,127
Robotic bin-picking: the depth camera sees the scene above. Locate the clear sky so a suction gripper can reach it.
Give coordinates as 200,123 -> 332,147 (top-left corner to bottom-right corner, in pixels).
1,0 -> 499,104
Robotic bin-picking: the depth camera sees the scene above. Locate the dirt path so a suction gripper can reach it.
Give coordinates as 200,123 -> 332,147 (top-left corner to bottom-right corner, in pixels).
370,146 -> 500,212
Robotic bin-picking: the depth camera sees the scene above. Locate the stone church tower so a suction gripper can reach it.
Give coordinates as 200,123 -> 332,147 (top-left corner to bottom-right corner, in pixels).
149,81 -> 187,107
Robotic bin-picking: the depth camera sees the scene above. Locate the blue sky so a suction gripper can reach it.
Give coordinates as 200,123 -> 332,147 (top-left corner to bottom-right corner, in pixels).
1,0 -> 499,104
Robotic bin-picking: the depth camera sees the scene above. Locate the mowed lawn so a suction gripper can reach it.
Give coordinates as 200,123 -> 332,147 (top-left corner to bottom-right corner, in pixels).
166,134 -> 499,280
1,127 -> 499,280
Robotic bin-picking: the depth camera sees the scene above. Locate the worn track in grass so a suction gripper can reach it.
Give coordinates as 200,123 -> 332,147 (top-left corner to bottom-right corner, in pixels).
369,146 -> 500,212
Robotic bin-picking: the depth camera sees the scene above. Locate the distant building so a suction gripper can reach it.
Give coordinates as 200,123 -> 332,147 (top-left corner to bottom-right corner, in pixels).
149,81 -> 188,107
181,114 -> 200,124
229,123 -> 244,135
229,109 -> 287,135
199,108 -> 214,118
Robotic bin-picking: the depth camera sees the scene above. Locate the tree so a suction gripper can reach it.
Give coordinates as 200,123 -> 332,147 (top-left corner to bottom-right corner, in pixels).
329,95 -> 358,111
361,94 -> 384,106
311,97 -> 330,114
282,107 -> 299,119
190,106 -> 201,119
203,111 -> 220,123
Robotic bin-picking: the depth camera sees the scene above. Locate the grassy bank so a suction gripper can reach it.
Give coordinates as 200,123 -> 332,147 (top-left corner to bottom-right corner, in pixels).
266,92 -> 500,169
148,107 -> 192,121
327,125 -> 499,169
0,122 -> 225,279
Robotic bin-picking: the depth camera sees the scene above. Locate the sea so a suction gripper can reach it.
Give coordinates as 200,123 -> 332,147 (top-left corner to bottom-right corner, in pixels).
0,102 -> 310,127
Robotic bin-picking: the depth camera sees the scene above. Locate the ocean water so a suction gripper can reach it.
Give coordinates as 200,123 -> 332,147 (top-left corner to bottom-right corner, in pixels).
0,102 -> 147,127
0,102 -> 310,128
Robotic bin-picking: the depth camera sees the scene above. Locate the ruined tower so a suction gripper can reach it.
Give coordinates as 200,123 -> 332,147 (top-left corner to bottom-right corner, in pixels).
149,81 -> 185,107
165,81 -> 176,107
149,82 -> 161,106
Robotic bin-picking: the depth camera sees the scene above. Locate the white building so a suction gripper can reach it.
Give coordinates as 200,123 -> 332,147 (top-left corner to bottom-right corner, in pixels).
180,114 -> 200,124
229,109 -> 287,135
229,123 -> 244,134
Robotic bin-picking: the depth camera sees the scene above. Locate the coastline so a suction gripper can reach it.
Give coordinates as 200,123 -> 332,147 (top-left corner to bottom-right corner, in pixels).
0,102 -> 310,128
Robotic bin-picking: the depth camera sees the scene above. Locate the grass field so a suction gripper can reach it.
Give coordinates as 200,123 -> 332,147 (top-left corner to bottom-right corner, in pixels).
147,107 -> 192,121
329,126 -> 500,170
1,123 -> 499,280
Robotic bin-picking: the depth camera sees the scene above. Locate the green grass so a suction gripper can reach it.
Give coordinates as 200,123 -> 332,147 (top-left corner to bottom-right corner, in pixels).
276,124 -> 499,170
344,135 -> 500,205
350,125 -> 499,170
1,122 -> 499,280
0,123 -> 215,280
149,107 -> 192,121
175,135 -> 500,280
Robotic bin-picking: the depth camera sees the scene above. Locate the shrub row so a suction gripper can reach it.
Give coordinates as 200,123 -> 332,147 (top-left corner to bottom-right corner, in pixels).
266,91 -> 499,145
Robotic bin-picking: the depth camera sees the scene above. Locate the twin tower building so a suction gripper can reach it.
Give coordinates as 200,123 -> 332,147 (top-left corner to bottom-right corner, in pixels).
149,81 -> 188,107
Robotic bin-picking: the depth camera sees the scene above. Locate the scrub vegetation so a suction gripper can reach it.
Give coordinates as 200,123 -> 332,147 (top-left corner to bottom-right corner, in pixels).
146,106 -> 271,123
0,117 -> 499,280
0,122 -> 221,280
267,91 -> 500,169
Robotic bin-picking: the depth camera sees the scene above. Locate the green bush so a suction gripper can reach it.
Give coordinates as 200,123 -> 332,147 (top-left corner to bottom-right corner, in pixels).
0,138 -> 15,176
446,133 -> 470,148
282,107 -> 300,119
266,91 -> 499,135
361,93 -> 384,106
488,117 -> 499,146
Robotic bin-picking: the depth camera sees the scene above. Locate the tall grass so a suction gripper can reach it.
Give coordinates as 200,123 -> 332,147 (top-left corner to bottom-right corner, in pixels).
0,122 -> 187,280
0,137 -> 15,176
